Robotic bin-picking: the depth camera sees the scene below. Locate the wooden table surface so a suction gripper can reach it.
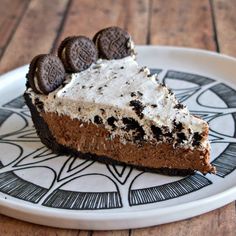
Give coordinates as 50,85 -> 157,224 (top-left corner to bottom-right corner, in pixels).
0,0 -> 236,235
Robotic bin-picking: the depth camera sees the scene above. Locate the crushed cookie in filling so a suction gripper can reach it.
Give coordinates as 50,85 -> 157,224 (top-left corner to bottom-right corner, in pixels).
129,100 -> 144,119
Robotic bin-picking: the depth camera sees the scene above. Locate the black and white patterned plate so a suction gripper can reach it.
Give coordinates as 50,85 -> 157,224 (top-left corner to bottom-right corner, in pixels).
0,46 -> 236,230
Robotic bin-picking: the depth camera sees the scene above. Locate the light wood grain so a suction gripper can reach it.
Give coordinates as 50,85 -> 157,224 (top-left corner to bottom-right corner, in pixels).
0,214 -> 78,236
0,0 -> 30,58
0,0 -> 69,74
53,0 -> 149,50
122,0 -> 149,44
149,0 -> 216,50
93,230 -> 129,236
132,203 -> 236,236
213,0 -> 236,57
78,231 -> 92,236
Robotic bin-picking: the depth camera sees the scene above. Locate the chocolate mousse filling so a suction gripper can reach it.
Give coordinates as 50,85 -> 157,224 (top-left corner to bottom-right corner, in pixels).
25,93 -> 214,176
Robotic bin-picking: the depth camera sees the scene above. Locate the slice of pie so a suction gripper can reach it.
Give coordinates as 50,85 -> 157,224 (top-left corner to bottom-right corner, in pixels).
24,27 -> 215,175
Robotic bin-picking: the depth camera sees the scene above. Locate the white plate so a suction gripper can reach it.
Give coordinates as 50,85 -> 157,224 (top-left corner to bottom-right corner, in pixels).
0,46 -> 236,230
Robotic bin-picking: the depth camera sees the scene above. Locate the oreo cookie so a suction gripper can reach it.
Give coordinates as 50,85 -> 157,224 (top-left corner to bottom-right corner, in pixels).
27,54 -> 65,95
58,36 -> 98,72
93,26 -> 134,59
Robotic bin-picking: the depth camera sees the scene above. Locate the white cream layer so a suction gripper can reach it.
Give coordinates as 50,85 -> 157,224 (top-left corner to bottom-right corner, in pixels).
27,56 -> 209,149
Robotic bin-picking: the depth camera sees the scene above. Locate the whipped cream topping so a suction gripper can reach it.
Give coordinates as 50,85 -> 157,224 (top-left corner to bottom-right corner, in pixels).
26,56 -> 209,150
34,76 -> 43,94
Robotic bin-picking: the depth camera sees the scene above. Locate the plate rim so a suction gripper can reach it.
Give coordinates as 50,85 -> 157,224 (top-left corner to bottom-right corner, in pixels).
0,45 -> 236,229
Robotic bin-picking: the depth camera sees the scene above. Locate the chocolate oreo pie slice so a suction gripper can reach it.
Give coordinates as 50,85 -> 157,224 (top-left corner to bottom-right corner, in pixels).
93,26 -> 134,60
27,54 -> 65,95
58,36 -> 98,73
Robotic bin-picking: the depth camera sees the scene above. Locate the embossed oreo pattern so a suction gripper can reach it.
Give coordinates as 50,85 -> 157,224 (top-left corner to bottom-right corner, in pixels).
27,54 -> 65,94
95,27 -> 132,59
59,36 -> 97,72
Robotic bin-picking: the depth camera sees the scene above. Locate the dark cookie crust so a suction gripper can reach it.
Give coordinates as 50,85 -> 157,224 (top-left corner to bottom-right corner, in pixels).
58,36 -> 98,73
27,54 -> 65,95
93,26 -> 133,60
24,92 -> 194,177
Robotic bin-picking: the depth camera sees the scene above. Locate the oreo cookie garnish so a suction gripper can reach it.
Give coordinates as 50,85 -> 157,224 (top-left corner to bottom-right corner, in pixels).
129,100 -> 144,119
27,54 -> 65,95
58,36 -> 98,73
93,26 -> 134,59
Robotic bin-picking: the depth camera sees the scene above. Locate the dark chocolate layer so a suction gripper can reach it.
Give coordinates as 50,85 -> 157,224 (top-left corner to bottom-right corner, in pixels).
24,92 -> 194,176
